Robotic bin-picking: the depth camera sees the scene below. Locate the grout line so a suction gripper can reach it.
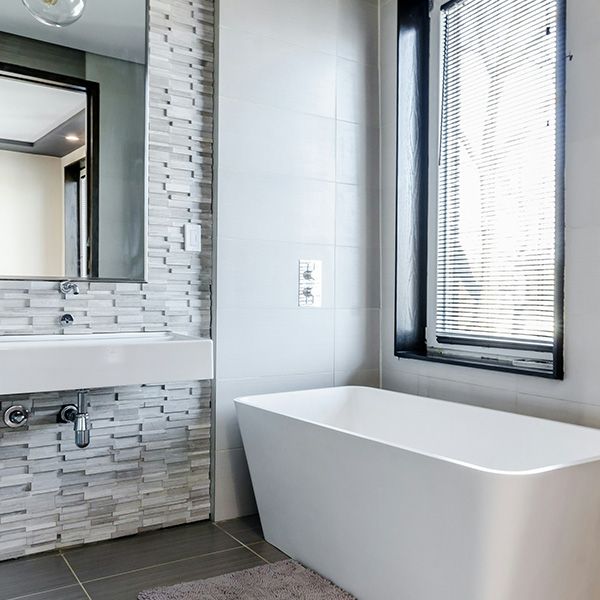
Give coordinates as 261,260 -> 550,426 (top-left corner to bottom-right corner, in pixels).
213,523 -> 270,565
59,552 -> 93,600
6,583 -> 83,600
332,0 -> 340,388
77,544 -> 245,584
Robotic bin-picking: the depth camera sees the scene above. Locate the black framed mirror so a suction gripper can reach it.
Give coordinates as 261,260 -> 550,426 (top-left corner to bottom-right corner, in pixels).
0,0 -> 148,282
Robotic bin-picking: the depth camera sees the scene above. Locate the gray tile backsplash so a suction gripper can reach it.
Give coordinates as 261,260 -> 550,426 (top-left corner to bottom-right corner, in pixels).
0,0 -> 214,560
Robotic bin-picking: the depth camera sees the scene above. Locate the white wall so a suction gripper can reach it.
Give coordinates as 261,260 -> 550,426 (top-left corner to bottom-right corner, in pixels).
380,0 -> 600,428
215,0 -> 381,520
0,149 -> 64,277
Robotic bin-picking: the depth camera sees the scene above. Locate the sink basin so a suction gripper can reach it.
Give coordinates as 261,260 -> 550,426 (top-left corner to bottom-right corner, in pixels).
0,332 -> 213,395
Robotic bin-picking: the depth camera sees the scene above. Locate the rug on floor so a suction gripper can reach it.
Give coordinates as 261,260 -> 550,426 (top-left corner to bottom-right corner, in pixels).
137,559 -> 355,600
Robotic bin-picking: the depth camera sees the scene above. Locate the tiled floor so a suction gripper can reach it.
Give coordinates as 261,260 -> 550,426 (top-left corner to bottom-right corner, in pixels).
0,517 -> 288,600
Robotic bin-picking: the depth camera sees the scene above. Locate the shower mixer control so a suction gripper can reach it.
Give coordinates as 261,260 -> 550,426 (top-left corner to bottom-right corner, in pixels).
298,260 -> 322,307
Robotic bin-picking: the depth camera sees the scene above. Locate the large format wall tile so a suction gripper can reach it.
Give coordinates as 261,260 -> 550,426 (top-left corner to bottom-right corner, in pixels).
216,308 -> 336,380
215,0 -> 382,521
219,0 -> 338,54
217,171 -> 336,245
218,97 -> 336,181
219,27 -> 336,118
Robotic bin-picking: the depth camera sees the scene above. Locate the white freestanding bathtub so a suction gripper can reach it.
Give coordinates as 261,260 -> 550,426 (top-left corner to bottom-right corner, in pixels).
235,386 -> 600,600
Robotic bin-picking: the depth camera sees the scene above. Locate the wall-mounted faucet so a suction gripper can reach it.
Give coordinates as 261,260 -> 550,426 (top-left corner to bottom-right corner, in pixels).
60,280 -> 80,296
3,405 -> 29,429
60,313 -> 75,327
58,390 -> 90,448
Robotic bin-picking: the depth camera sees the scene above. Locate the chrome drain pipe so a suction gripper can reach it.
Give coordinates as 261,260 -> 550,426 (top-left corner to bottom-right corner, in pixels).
58,390 -> 90,448
74,390 -> 90,448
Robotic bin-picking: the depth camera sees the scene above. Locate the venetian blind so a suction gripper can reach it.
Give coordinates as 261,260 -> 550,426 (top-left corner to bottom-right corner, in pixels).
436,0 -> 560,352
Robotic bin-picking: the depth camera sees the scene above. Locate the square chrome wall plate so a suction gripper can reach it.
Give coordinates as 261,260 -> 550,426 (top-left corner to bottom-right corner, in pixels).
298,259 -> 322,307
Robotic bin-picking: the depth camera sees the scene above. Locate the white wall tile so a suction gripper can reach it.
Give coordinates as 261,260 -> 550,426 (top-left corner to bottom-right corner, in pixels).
337,0 -> 379,65
215,0 -> 382,521
218,171 -> 335,245
335,245 -> 380,309
219,97 -> 336,181
216,372 -> 334,451
578,403 -> 600,428
566,0 -> 600,50
219,0 -> 338,55
379,0 -> 398,128
334,308 -> 380,372
419,377 -> 473,406
214,448 -> 257,521
336,120 -> 379,186
336,57 -> 379,125
565,38 -> 600,144
217,238 -> 335,310
564,227 -> 600,317
219,27 -> 336,118
565,140 -> 600,228
381,368 -> 420,395
469,385 -> 517,413
335,183 -> 380,248
216,308 -> 335,379
334,368 -> 380,387
516,393 -> 582,426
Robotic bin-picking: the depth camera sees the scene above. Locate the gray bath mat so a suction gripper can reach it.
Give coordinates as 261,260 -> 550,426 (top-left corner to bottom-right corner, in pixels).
137,559 -> 355,599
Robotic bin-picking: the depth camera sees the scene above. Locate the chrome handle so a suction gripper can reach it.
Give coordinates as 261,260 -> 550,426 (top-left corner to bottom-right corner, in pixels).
3,405 -> 29,428
60,313 -> 75,327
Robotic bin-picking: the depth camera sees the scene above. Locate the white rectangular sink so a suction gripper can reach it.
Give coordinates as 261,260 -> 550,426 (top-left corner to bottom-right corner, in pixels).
0,332 -> 213,395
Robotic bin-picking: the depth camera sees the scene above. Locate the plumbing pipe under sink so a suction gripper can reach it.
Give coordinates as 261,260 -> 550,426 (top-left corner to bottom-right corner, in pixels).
59,390 -> 90,448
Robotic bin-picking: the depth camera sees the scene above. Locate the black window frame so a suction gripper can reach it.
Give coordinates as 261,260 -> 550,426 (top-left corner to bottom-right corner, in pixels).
394,0 -> 566,380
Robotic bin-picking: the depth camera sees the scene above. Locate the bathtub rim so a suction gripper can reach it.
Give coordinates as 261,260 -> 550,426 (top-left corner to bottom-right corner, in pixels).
235,386 -> 600,477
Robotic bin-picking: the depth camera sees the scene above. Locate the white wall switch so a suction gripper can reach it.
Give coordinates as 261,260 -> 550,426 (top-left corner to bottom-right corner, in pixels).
184,223 -> 202,252
298,259 -> 322,307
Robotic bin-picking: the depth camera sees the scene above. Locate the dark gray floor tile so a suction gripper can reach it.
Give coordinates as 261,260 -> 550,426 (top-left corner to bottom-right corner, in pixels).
248,541 -> 289,563
83,547 -> 264,600
0,554 -> 77,600
217,515 -> 263,544
17,585 -> 88,600
64,521 -> 239,582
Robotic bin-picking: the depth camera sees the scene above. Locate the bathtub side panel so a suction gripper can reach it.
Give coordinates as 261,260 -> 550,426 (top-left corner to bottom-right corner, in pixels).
236,403 -> 490,600
237,400 -> 600,600
484,463 -> 600,600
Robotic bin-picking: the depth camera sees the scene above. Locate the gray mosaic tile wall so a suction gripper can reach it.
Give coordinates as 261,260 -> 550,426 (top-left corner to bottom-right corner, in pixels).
0,0 -> 214,561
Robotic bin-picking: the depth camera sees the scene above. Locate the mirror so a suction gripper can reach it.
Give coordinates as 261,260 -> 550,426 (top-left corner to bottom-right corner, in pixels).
0,1 -> 147,281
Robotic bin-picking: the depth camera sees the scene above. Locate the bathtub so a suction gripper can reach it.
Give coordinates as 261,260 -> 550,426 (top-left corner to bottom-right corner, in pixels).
235,386 -> 600,600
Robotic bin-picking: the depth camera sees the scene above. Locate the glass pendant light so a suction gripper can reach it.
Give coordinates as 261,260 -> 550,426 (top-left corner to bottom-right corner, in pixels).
22,0 -> 86,28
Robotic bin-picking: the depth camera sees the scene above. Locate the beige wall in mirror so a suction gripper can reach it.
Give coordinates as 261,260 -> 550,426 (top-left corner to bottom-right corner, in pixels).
0,150 -> 65,277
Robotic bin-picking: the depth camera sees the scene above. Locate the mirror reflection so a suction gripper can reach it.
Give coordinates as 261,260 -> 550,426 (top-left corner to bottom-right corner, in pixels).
0,0 -> 147,281
0,68 -> 92,279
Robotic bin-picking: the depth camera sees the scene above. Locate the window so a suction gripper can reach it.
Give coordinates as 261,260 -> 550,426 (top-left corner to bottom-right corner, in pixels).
395,0 -> 565,378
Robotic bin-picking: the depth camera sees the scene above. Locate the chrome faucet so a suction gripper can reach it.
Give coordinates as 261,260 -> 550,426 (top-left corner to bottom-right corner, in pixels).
60,313 -> 75,327
60,280 -> 80,296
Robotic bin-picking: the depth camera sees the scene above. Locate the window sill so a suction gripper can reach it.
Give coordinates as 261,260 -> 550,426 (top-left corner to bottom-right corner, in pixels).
395,350 -> 563,380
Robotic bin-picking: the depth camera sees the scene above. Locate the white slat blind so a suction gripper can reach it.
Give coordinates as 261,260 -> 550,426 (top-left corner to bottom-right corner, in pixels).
436,0 -> 559,352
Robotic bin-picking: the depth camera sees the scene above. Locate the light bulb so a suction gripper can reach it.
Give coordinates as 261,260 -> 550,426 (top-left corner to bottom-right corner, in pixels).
22,0 -> 86,28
